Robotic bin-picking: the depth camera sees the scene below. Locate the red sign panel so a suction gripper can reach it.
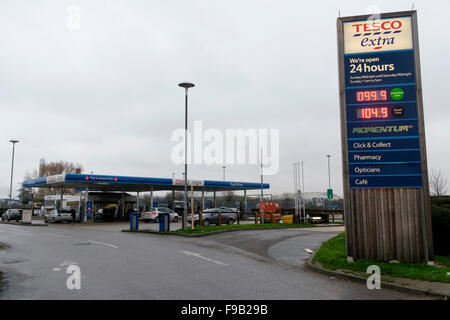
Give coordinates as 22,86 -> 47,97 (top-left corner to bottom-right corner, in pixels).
259,201 -> 281,213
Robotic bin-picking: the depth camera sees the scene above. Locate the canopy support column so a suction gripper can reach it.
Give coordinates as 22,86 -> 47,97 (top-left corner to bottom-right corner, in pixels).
78,191 -> 82,221
244,189 -> 247,218
172,189 -> 175,210
84,187 -> 89,223
150,187 -> 154,208
60,188 -> 63,210
201,187 -> 205,211
136,191 -> 140,213
121,191 -> 125,221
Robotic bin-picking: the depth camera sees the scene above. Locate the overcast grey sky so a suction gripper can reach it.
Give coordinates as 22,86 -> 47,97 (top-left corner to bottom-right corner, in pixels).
1,0 -> 449,198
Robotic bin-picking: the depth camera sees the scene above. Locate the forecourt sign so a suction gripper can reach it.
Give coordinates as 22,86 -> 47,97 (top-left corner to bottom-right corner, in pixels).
337,11 -> 433,262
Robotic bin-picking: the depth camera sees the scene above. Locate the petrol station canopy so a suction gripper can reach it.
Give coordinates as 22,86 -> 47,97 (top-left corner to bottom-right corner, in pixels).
22,173 -> 270,193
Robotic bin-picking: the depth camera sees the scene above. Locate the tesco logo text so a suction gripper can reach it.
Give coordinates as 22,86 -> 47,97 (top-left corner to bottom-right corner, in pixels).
352,20 -> 402,33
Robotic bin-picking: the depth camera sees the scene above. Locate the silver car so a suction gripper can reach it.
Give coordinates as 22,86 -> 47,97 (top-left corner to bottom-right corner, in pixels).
141,207 -> 179,223
44,209 -> 74,223
188,208 -> 237,226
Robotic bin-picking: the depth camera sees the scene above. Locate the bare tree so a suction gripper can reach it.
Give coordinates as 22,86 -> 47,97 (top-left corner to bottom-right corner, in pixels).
430,168 -> 448,196
39,161 -> 83,177
225,191 -> 235,202
280,192 -> 294,208
165,191 -> 184,202
22,161 -> 84,198
281,192 -> 293,201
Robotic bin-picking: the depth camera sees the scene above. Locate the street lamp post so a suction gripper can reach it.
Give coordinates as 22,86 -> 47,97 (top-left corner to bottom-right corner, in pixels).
222,166 -> 226,206
326,154 -> 331,190
9,140 -> 19,205
301,161 -> 305,222
326,154 -> 332,221
179,82 -> 195,229
260,148 -> 264,224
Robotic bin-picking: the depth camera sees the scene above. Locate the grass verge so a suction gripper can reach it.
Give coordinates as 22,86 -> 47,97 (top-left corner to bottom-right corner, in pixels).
171,223 -> 315,234
312,232 -> 450,283
435,256 -> 450,268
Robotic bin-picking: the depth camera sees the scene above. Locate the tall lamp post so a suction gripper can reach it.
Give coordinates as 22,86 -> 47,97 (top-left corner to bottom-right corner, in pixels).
326,154 -> 331,190
222,166 -> 226,206
178,82 -> 195,229
260,148 -> 264,224
326,154 -> 332,220
9,140 -> 19,204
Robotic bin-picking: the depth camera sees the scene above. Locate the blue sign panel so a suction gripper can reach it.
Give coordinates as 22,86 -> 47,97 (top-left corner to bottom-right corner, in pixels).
347,120 -> 418,139
349,163 -> 421,175
348,137 -> 420,151
85,201 -> 93,217
349,150 -> 421,163
343,16 -> 422,189
350,175 -> 422,189
345,86 -> 417,105
345,102 -> 418,122
344,51 -> 416,86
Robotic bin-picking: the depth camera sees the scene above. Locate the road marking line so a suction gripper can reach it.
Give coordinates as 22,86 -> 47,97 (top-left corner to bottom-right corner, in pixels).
44,233 -> 72,238
7,229 -> 31,233
60,260 -> 79,266
52,260 -> 79,272
181,250 -> 229,266
88,240 -> 118,248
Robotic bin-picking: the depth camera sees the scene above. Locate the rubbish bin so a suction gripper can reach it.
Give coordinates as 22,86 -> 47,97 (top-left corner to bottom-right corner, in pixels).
130,212 -> 139,231
158,212 -> 170,232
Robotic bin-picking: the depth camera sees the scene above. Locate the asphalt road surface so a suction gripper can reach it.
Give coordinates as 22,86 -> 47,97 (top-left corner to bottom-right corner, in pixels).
0,223 -> 427,300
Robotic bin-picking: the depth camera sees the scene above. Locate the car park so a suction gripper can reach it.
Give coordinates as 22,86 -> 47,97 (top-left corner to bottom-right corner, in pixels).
188,208 -> 237,226
1,209 -> 23,222
44,209 -> 74,223
141,207 -> 179,223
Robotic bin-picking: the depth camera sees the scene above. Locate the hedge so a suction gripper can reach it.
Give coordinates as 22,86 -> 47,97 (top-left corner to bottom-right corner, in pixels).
431,196 -> 450,255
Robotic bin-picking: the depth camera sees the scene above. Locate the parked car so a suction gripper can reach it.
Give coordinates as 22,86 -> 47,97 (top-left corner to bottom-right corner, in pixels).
307,213 -> 329,224
141,207 -> 179,223
188,208 -> 237,226
218,207 -> 240,216
172,201 -> 185,215
1,209 -> 23,222
44,209 -> 74,223
94,207 -> 116,221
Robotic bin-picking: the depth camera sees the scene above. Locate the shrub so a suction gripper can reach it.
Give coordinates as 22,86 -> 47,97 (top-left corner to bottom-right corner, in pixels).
431,196 -> 450,255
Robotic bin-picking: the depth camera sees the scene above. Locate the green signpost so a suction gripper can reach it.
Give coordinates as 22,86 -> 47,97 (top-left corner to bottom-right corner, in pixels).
327,189 -> 333,199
